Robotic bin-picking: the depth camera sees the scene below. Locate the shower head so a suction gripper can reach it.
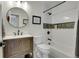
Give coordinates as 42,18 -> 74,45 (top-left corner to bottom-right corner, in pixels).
47,12 -> 52,15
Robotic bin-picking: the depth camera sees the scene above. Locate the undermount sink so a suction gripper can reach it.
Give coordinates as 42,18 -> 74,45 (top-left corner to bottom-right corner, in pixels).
3,34 -> 33,40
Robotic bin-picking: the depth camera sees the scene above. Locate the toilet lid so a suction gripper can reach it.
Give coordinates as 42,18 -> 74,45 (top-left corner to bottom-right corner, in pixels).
37,44 -> 50,50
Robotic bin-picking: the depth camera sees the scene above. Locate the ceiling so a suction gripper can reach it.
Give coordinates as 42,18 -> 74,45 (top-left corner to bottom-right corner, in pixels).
27,1 -> 62,6
25,1 -> 64,12
43,1 -> 63,11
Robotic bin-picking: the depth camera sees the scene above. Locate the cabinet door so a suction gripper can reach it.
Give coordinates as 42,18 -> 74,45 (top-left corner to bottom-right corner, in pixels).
0,47 -> 3,58
0,4 -> 3,58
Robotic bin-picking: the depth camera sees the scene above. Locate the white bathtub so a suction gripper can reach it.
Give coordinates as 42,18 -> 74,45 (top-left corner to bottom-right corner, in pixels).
49,46 -> 74,58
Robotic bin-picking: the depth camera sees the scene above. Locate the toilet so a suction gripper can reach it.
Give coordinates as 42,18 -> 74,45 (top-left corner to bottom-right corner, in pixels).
34,36 -> 50,58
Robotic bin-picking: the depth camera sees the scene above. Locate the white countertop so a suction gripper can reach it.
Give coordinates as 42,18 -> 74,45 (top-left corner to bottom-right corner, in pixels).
3,34 -> 33,40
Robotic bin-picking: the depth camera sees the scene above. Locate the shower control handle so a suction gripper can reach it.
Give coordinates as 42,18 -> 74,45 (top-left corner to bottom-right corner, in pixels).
48,38 -> 52,41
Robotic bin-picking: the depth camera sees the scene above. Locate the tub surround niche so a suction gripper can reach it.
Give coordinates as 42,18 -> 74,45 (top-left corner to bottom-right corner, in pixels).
3,35 -> 33,58
43,22 -> 75,29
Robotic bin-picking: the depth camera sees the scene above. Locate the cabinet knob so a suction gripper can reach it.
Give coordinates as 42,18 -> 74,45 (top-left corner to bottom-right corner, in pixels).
0,42 -> 5,47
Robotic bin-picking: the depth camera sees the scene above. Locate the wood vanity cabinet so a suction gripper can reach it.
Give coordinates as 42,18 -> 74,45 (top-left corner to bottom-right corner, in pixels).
3,37 -> 33,58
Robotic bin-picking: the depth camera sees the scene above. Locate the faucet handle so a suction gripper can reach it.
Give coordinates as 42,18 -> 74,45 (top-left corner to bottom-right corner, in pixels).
21,32 -> 23,35
13,32 -> 16,35
48,38 -> 52,41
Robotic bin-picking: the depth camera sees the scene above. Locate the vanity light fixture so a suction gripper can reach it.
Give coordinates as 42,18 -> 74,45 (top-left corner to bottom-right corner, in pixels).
21,1 -> 29,10
8,1 -> 14,6
17,1 -> 21,7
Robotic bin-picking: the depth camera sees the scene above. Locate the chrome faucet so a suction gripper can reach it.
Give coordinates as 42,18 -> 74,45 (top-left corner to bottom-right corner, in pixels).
13,29 -> 23,35
17,29 -> 20,35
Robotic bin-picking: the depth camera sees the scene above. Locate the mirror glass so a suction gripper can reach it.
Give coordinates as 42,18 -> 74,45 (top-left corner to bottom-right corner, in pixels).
6,7 -> 29,28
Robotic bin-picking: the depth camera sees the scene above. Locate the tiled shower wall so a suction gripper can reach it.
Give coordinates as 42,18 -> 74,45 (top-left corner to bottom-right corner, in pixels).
48,2 -> 78,57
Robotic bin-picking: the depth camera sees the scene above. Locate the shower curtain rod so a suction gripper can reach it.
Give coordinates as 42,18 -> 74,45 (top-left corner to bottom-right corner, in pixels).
43,1 -> 66,13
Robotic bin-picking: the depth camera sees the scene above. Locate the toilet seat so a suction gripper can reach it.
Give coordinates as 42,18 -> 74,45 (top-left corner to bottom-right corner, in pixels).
33,36 -> 50,58
36,44 -> 50,58
37,44 -> 50,50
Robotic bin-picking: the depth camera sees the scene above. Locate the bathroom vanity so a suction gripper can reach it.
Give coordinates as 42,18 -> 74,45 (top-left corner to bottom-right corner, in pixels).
3,35 -> 33,58
1,6 -> 33,58
1,6 -> 34,58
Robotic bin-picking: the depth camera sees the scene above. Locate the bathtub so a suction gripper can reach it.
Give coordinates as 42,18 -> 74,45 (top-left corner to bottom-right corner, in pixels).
48,46 -> 74,58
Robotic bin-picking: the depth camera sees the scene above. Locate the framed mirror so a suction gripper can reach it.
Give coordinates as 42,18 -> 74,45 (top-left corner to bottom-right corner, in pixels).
6,7 -> 29,28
